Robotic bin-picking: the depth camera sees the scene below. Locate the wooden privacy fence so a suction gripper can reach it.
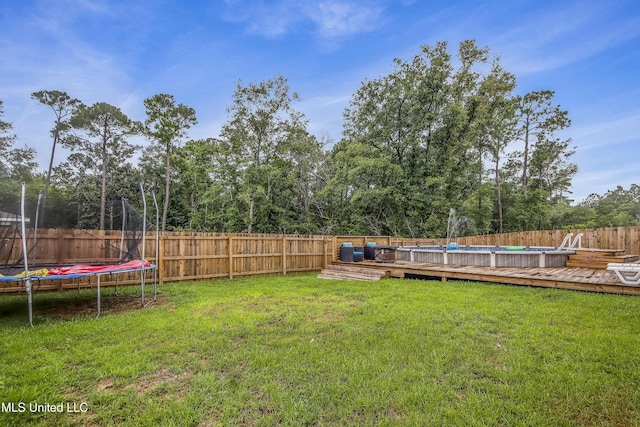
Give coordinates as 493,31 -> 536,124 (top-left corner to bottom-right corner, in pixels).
1,229 -> 336,287
160,232 -> 331,282
1,227 -> 640,291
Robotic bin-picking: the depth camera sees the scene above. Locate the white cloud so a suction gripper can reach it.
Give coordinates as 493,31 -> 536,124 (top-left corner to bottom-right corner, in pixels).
571,113 -> 640,151
318,94 -> 350,107
222,0 -> 305,37
308,1 -> 384,38
223,0 -> 384,39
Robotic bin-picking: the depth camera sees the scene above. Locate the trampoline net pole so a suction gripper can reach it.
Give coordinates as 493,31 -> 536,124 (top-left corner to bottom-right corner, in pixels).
119,197 -> 126,261
116,197 -> 126,296
152,190 -> 158,300
21,183 -> 33,327
32,190 -> 42,266
139,182 -> 146,307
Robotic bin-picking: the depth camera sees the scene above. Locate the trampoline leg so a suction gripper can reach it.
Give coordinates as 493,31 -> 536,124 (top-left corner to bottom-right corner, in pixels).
142,268 -> 156,308
26,279 -> 33,327
96,276 -> 101,318
141,269 -> 145,308
153,269 -> 157,302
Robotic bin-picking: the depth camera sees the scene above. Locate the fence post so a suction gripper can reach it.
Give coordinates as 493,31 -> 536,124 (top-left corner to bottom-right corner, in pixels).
282,236 -> 287,276
323,237 -> 328,268
228,235 -> 234,279
158,234 -> 164,284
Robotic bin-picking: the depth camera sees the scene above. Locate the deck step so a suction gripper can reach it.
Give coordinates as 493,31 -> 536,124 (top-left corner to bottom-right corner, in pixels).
567,252 -> 639,269
317,272 -> 382,281
569,254 -> 638,263
573,248 -> 627,257
567,255 -> 639,269
317,264 -> 388,281
324,264 -> 388,277
566,260 -> 610,269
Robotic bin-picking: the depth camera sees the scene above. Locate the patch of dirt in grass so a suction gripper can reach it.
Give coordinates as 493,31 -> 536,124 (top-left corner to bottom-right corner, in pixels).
387,404 -> 404,420
126,368 -> 192,397
303,309 -> 348,325
321,310 -> 347,321
95,378 -> 116,393
90,368 -> 194,400
38,295 -> 168,320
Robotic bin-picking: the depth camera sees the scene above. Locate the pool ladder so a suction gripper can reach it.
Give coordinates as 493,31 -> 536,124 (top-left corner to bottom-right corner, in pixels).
558,233 -> 583,250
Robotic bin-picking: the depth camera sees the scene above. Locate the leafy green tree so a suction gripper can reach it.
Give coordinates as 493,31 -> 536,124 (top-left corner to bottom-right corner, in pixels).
497,92 -> 575,230
172,138 -> 221,231
317,141 -> 359,235
528,137 -> 577,203
52,153 -> 142,229
473,60 -> 517,233
143,94 -> 197,232
337,40 -> 493,237
218,75 -> 319,233
31,90 -> 83,218
52,153 -> 100,228
572,185 -> 640,227
66,102 -> 139,230
281,130 -> 326,234
548,202 -> 597,230
514,91 -> 571,196
333,40 -> 579,236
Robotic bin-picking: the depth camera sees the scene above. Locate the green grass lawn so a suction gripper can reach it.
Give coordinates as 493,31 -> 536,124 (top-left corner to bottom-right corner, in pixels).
1,273 -> 639,426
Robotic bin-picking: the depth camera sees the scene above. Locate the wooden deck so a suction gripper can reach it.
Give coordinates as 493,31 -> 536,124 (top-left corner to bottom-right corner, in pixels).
337,260 -> 640,296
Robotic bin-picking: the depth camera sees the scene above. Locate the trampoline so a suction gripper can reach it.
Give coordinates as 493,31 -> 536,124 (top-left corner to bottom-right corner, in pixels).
1,182 -> 159,326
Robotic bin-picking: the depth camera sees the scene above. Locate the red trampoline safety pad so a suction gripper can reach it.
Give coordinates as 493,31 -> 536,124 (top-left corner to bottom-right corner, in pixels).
47,260 -> 151,276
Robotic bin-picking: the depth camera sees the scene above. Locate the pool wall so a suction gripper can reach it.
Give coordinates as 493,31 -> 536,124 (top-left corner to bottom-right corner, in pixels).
396,246 -> 573,268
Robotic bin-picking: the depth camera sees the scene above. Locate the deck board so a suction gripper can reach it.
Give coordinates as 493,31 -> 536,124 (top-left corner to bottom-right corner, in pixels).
337,261 -> 640,295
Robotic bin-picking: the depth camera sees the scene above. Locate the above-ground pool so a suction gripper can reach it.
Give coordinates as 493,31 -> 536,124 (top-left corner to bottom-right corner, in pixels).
396,245 -> 574,268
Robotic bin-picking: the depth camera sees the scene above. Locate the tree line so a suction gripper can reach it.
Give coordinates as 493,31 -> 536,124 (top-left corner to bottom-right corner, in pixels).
0,40 -> 636,237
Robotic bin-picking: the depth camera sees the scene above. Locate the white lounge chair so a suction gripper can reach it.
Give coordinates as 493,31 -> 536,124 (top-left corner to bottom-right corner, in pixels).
607,263 -> 640,286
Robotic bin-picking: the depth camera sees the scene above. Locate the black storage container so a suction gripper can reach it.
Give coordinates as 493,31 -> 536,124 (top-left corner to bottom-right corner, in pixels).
339,245 -> 354,262
364,244 -> 376,260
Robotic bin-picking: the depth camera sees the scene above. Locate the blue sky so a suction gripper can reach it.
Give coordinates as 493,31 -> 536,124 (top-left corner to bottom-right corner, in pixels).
1,0 -> 639,203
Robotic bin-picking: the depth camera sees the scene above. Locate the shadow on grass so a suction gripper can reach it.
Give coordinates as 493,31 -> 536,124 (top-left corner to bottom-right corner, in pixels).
0,289 -> 167,322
